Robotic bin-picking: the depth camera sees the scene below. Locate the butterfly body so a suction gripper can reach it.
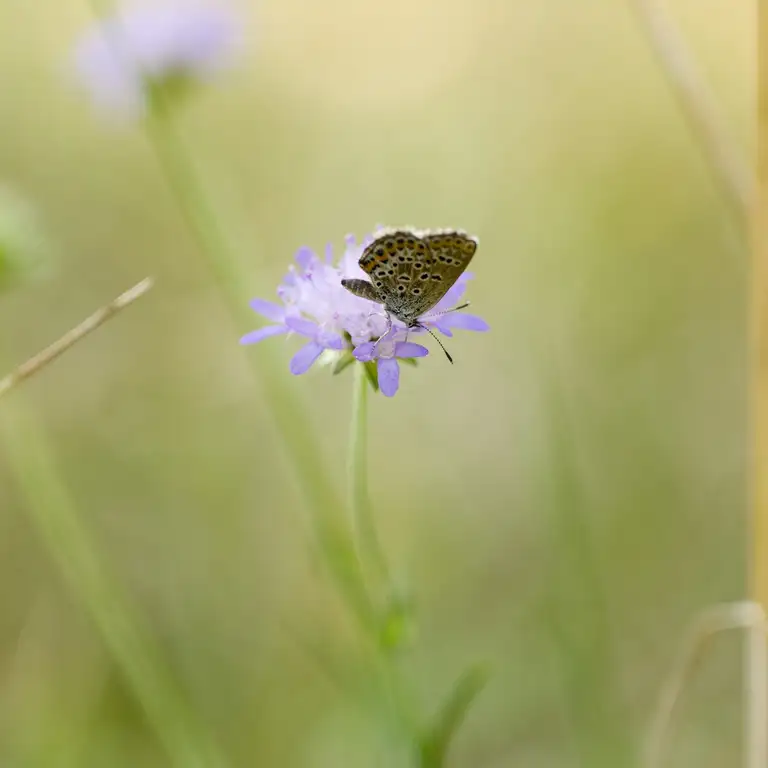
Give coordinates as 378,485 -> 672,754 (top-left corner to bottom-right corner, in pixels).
341,228 -> 478,327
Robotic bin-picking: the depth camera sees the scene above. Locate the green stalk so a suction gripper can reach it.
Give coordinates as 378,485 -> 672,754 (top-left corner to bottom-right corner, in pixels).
347,363 -> 390,587
142,96 -> 375,632
0,396 -> 224,768
144,100 -> 337,511
83,0 -> 373,634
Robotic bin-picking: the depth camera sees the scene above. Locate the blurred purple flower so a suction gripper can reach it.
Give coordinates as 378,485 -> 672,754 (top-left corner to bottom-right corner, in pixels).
74,1 -> 238,118
240,232 -> 489,397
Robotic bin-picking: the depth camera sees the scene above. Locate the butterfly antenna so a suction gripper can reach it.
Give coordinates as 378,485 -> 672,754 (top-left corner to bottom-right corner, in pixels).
418,323 -> 454,364
427,301 -> 470,321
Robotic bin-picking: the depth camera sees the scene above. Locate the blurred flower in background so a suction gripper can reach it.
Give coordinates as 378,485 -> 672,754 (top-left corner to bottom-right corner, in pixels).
0,186 -> 52,294
240,232 -> 488,396
73,1 -> 239,118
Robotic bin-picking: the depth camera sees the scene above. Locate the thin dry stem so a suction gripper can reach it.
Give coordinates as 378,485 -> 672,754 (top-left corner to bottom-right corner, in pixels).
745,607 -> 767,768
0,278 -> 153,399
644,602 -> 766,768
751,6 -> 768,768
630,0 -> 753,218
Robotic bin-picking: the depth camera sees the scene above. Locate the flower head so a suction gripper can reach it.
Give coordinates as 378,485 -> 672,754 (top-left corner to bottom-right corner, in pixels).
241,231 -> 489,397
74,1 -> 238,118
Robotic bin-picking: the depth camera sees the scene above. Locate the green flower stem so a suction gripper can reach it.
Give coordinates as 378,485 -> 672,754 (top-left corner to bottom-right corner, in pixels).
85,0 -> 373,633
419,663 -> 490,768
0,396 -> 223,768
348,362 -> 390,587
144,102 -> 337,511
346,366 -> 426,749
141,96 -> 376,632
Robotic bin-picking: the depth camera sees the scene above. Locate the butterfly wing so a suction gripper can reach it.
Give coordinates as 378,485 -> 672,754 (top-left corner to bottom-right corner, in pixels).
357,230 -> 431,307
344,228 -> 478,324
415,231 -> 477,311
340,278 -> 382,304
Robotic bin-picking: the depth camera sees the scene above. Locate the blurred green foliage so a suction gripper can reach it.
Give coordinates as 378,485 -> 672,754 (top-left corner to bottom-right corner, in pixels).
0,1 -> 751,766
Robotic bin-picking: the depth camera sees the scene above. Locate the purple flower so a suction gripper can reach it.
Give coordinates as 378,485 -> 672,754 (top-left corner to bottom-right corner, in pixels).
74,1 -> 238,118
353,339 -> 429,397
240,231 -> 489,397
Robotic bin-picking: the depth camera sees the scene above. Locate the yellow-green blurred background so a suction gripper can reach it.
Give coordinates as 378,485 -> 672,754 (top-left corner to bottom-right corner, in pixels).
0,1 -> 753,765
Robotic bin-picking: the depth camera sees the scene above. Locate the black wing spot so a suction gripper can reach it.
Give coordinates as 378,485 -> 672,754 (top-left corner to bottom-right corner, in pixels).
414,262 -> 423,270
432,274 -> 443,281
420,272 -> 429,280
412,287 -> 421,295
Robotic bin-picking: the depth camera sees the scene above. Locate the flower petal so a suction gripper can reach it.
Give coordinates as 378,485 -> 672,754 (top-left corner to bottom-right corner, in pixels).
295,246 -> 316,270
317,330 -> 345,350
290,341 -> 324,375
431,319 -> 454,337
394,342 -> 429,359
440,313 -> 489,332
249,298 -> 285,322
433,281 -> 468,312
285,316 -> 319,337
239,325 -> 288,345
353,342 -> 376,362
378,357 -> 400,397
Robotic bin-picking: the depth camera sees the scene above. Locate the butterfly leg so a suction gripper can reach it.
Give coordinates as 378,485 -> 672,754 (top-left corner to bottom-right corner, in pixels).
371,313 -> 393,357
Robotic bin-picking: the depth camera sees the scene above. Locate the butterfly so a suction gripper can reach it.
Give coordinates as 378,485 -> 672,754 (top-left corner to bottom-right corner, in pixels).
341,227 -> 478,362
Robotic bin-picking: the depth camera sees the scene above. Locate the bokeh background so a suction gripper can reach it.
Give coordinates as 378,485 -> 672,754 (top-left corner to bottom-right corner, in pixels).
0,0 -> 754,765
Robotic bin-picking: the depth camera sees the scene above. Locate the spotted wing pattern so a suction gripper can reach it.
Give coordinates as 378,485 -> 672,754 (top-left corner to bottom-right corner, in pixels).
418,231 -> 477,312
357,229 -> 428,317
355,228 -> 477,324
